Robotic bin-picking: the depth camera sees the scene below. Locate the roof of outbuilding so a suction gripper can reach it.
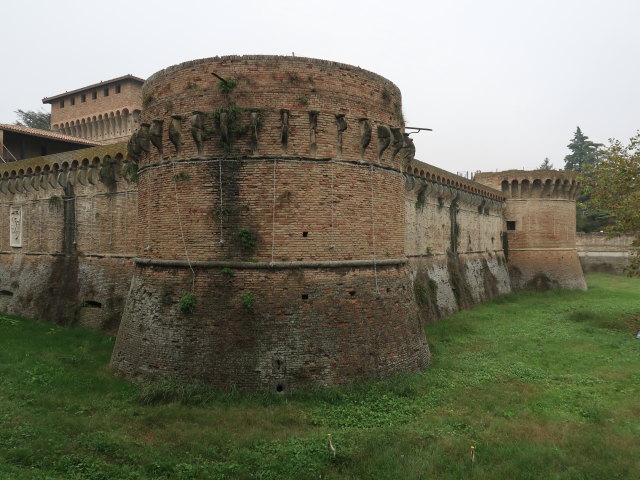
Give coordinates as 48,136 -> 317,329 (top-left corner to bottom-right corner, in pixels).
0,123 -> 105,147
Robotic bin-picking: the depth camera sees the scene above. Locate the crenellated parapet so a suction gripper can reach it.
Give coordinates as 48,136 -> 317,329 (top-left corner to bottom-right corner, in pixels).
404,159 -> 504,213
0,143 -> 129,196
475,169 -> 586,291
475,169 -> 581,200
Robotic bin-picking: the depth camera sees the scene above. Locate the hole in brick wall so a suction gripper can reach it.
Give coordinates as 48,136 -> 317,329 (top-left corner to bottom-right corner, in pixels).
506,221 -> 516,231
302,231 -> 308,237
301,294 -> 309,300
276,384 -> 284,393
386,287 -> 391,293
81,300 -> 102,308
275,359 -> 283,369
349,290 -> 356,296
438,197 -> 444,207
0,290 -> 13,297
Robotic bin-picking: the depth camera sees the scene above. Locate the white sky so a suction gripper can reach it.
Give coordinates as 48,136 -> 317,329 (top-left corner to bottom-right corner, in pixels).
3,0 -> 639,174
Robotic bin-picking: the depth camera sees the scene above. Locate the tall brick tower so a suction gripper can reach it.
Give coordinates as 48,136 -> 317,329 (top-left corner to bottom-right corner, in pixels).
109,56 -> 430,390
475,170 -> 587,290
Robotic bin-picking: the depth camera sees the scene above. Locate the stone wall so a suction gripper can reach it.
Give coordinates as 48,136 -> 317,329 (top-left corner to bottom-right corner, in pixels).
404,160 -> 510,320
0,143 -> 136,332
576,232 -> 637,274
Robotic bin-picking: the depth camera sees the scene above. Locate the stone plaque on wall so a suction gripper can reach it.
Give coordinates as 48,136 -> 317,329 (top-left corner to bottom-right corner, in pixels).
9,206 -> 22,248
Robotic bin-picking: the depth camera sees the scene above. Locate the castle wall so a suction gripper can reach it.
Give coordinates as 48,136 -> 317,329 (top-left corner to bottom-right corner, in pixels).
576,232 -> 637,274
47,78 -> 143,144
110,55 -> 430,390
475,170 -> 587,290
0,55 -> 591,391
404,161 -> 510,320
0,143 -> 136,332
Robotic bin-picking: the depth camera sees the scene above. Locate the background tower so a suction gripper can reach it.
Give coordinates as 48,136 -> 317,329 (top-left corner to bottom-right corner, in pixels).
475,170 -> 587,290
109,55 -> 430,391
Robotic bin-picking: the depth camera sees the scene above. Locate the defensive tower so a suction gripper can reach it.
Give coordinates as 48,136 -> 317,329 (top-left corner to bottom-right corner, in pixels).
109,55 -> 430,390
475,170 -> 587,290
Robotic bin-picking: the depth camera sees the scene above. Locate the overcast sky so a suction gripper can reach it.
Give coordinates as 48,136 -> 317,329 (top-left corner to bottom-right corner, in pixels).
3,0 -> 639,174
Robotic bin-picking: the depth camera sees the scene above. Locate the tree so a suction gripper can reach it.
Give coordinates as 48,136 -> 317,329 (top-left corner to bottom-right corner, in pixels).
564,126 -> 601,173
538,157 -> 553,169
584,131 -> 640,275
14,109 -> 51,130
564,127 -> 609,232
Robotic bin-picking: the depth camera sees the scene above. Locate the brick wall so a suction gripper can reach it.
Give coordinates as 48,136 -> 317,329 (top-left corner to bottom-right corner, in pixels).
404,160 -> 510,320
0,143 -> 137,332
0,55 -> 589,390
111,55 -> 430,390
475,170 -> 587,290
48,79 -> 143,144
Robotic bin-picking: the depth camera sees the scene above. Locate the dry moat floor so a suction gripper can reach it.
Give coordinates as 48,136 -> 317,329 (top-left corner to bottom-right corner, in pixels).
0,274 -> 639,479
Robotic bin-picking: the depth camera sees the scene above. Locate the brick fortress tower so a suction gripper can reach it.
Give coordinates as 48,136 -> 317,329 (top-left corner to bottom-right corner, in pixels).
475,170 -> 587,290
109,56 -> 430,390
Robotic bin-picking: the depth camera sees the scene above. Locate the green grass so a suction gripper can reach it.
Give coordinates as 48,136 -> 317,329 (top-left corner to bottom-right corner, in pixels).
0,274 -> 639,479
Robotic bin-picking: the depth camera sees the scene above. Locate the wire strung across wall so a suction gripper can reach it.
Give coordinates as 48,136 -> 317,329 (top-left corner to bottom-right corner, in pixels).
171,162 -> 196,292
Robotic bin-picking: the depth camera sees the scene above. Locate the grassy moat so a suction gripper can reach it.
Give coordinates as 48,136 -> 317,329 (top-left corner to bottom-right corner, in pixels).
1,274 -> 638,479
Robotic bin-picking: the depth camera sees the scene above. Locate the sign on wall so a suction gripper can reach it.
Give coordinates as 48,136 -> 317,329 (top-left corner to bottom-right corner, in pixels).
9,206 -> 22,248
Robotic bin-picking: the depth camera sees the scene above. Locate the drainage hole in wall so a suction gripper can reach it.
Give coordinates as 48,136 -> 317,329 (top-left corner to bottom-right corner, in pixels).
0,290 -> 13,296
276,384 -> 284,392
80,300 -> 102,308
301,294 -> 309,300
302,231 -> 308,237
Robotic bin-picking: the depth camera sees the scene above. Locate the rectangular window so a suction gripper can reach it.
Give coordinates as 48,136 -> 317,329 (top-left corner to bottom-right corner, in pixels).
81,94 -> 86,103
92,91 -> 97,100
60,100 -> 64,108
70,97 -> 75,106
506,221 -> 516,231
115,84 -> 121,94
104,87 -> 109,97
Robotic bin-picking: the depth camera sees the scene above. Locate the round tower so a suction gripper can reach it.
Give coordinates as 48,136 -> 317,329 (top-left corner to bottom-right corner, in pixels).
474,170 -> 587,291
109,55 -> 430,391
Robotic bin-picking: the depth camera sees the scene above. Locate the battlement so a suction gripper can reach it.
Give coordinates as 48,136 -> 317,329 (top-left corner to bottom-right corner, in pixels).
475,169 -> 581,200
405,158 -> 504,201
0,143 -> 127,195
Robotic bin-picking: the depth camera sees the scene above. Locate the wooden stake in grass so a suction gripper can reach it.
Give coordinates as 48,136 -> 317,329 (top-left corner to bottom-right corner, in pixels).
327,434 -> 336,457
470,445 -> 476,463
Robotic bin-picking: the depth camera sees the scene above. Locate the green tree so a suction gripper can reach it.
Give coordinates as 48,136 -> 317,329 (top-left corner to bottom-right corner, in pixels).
564,127 -> 609,232
564,126 -> 601,173
14,109 -> 51,130
538,157 -> 553,169
583,131 -> 640,275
